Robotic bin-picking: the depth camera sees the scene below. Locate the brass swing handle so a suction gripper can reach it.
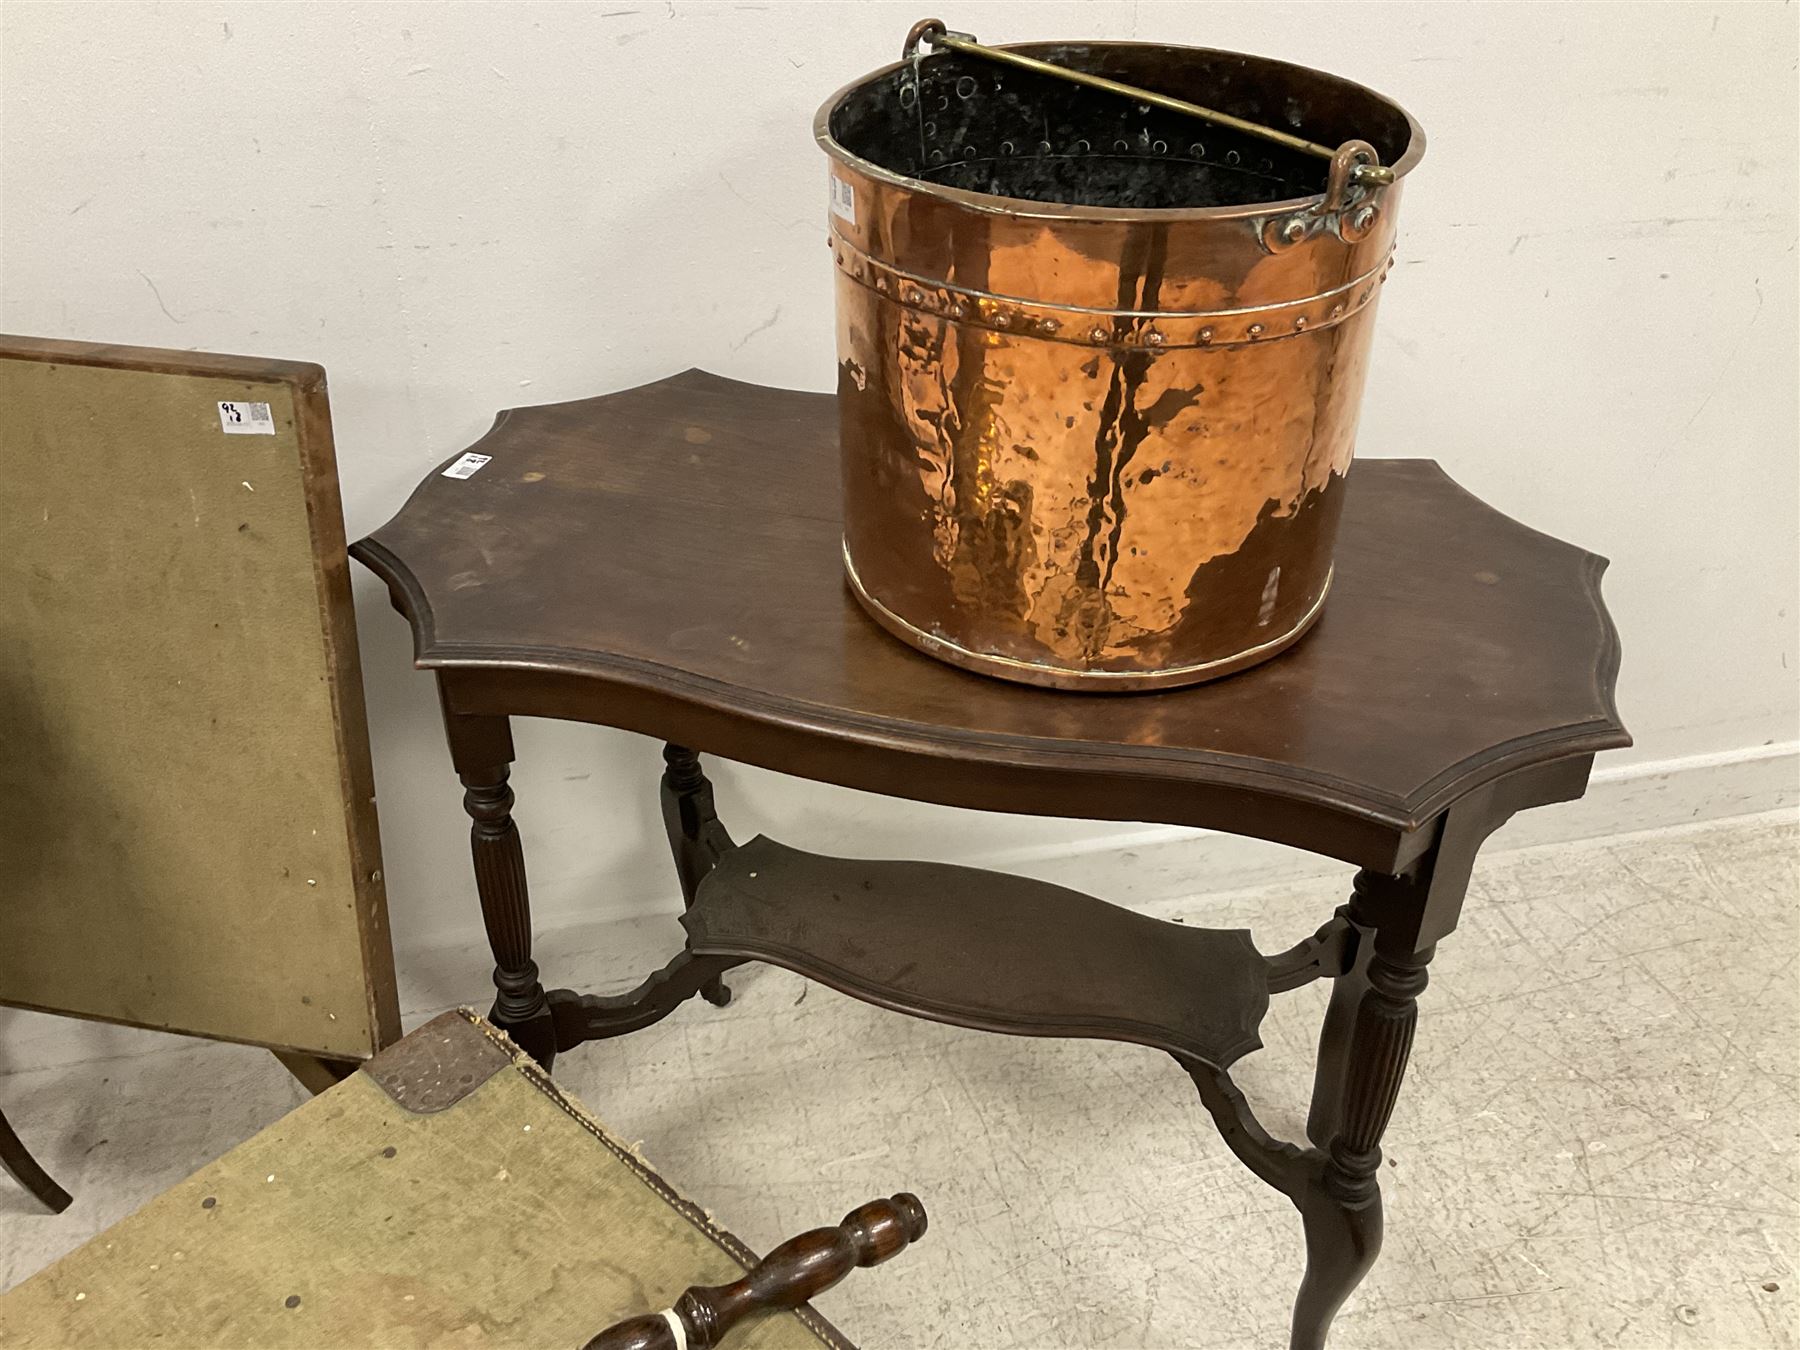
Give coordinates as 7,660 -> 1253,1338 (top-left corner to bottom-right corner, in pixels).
903,17 -> 1396,189
582,1193 -> 928,1350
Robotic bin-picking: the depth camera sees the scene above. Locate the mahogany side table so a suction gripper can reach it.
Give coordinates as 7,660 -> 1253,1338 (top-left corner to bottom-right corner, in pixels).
352,370 -> 1629,1349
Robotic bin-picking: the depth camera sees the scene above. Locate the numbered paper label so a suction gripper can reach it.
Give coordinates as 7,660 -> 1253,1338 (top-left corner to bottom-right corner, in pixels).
829,175 -> 856,225
218,401 -> 275,435
441,453 -> 492,480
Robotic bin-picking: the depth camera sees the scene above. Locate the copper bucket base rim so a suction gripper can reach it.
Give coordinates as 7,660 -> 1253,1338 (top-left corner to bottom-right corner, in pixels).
844,542 -> 1332,693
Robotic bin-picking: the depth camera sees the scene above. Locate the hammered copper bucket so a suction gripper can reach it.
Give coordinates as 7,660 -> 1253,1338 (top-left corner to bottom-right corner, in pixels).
818,21 -> 1424,690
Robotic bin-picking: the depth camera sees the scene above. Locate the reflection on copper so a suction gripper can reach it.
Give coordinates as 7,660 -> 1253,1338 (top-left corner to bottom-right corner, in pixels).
819,40 -> 1422,690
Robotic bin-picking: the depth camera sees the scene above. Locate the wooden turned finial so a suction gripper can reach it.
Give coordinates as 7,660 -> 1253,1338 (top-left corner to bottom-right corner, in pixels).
583,1193 -> 928,1350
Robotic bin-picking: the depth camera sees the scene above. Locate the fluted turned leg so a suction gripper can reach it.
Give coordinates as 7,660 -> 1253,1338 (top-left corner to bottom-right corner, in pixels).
660,743 -> 733,1007
1292,871 -> 1433,1350
461,762 -> 556,1069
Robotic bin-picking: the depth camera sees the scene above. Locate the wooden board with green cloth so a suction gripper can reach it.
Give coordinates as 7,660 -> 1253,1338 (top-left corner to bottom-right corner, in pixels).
0,1011 -> 923,1349
0,335 -> 399,1080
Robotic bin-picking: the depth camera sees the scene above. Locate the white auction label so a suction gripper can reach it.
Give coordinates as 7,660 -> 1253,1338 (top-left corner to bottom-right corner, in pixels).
218,401 -> 275,435
441,453 -> 492,480
829,175 -> 856,225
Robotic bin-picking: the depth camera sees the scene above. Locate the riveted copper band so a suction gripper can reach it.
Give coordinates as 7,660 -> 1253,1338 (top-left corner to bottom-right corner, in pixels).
829,234 -> 1394,349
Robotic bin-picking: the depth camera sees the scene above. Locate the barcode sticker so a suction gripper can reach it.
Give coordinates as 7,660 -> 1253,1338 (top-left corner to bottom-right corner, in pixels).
442,453 -> 492,480
218,401 -> 275,435
829,175 -> 856,225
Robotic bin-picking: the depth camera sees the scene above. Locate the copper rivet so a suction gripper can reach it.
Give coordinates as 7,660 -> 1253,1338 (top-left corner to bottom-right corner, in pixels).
1040,317 -> 1061,334
1294,316 -> 1308,330
1353,206 -> 1377,232
994,314 -> 1010,329
904,287 -> 923,305
950,302 -> 967,317
876,277 -> 888,292
1198,326 -> 1214,344
1144,330 -> 1165,346
1330,304 -> 1344,318
1282,219 -> 1305,244
1248,323 -> 1264,337
1089,326 -> 1109,343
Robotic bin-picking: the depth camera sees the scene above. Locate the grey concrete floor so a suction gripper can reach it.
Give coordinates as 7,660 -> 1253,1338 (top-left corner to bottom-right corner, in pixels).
2,815 -> 1795,1349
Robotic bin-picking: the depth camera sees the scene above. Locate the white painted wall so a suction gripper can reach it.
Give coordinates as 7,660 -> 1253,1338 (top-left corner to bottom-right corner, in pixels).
3,2 -> 1795,959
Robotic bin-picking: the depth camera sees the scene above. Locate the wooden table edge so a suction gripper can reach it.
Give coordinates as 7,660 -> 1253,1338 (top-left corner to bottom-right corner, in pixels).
352,532 -> 1626,872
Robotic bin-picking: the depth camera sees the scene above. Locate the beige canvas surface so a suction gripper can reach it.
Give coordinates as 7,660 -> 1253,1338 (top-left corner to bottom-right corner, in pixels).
0,341 -> 395,1058
0,1013 -> 840,1349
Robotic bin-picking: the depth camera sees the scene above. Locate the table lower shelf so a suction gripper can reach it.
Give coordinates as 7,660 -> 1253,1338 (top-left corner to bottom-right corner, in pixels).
516,820 -> 1383,1350
679,835 -> 1273,1071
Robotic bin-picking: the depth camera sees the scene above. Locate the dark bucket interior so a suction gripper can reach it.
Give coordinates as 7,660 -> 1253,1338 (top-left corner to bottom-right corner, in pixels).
829,43 -> 1413,210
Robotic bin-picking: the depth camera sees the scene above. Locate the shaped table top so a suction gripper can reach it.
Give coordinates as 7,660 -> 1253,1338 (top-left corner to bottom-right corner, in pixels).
353,370 -> 1627,870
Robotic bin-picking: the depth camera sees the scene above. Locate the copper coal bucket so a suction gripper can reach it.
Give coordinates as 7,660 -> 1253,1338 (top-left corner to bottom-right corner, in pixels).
818,20 -> 1424,690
